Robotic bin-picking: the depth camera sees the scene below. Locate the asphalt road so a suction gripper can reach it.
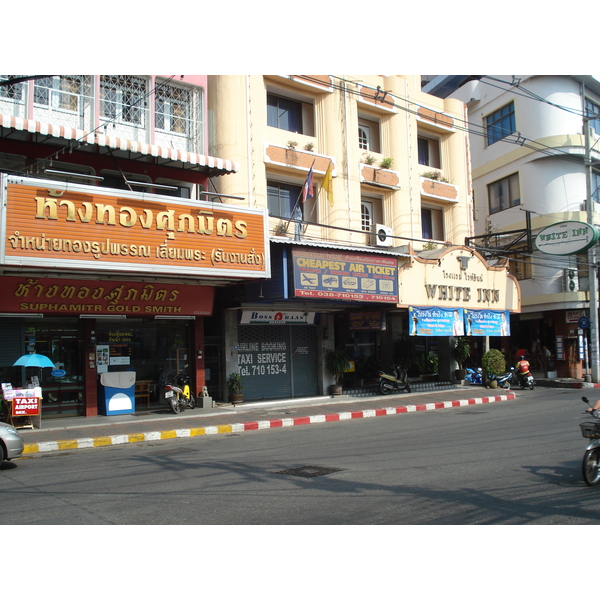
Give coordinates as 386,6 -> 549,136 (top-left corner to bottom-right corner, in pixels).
2,385 -> 597,526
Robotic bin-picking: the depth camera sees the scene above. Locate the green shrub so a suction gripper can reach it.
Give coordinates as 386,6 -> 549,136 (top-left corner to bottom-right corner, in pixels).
481,349 -> 506,380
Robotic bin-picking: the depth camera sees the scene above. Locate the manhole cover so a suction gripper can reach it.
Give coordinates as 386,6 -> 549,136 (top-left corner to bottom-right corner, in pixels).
274,465 -> 344,478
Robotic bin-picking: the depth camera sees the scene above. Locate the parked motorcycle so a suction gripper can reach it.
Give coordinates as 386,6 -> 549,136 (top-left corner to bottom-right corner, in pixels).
377,366 -> 411,394
165,373 -> 196,414
580,397 -> 600,485
464,367 -> 483,385
487,367 -> 515,390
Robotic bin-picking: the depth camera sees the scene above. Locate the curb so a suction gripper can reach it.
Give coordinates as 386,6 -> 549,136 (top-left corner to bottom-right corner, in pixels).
22,393 -> 516,456
536,381 -> 600,389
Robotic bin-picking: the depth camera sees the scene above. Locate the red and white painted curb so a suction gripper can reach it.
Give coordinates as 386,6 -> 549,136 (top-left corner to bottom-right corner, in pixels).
23,393 -> 515,455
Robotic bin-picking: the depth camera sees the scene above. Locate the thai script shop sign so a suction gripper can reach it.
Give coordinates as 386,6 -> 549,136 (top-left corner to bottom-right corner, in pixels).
292,248 -> 398,303
534,221 -> 600,255
0,176 -> 270,278
409,306 -> 510,336
0,276 -> 215,316
397,247 -> 520,313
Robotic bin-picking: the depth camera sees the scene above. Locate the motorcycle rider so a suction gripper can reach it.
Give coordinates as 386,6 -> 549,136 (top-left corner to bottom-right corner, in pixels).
515,355 -> 531,387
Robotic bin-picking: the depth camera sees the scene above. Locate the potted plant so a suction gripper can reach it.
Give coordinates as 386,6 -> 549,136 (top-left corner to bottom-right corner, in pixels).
481,349 -> 506,388
325,347 -> 350,395
453,337 -> 471,381
379,157 -> 393,169
227,372 -> 244,404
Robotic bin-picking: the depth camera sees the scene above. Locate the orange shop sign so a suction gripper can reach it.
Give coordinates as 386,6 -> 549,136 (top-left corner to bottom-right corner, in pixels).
1,176 -> 270,279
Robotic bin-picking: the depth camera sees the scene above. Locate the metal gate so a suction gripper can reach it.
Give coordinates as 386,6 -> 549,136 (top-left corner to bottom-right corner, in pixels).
238,325 -> 318,401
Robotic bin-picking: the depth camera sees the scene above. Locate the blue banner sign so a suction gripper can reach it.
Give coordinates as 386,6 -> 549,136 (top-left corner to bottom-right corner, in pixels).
409,307 -> 510,336
409,306 -> 465,336
464,309 -> 510,336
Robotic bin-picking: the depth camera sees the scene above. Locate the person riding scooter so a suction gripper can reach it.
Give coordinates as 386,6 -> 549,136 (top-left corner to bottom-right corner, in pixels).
515,355 -> 531,387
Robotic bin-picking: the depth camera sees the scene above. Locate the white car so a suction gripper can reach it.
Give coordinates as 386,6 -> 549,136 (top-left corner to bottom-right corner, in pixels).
0,422 -> 25,464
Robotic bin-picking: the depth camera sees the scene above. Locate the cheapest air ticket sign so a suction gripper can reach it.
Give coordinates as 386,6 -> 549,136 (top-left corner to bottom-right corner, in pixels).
292,248 -> 398,303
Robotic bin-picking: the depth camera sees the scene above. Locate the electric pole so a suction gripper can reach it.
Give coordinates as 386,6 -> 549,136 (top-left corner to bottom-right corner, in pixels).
585,114 -> 600,382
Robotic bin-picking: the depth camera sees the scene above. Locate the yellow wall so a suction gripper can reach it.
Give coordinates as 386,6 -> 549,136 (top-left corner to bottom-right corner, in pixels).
208,75 -> 473,250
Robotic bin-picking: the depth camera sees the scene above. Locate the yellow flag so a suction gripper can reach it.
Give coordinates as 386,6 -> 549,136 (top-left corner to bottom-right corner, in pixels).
322,161 -> 334,207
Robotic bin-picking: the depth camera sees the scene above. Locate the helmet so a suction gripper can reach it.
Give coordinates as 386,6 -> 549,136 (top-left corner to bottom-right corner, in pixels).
519,355 -> 525,360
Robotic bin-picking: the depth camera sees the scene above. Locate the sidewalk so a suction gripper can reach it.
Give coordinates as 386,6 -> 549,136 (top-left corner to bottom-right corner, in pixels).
17,386 -> 519,456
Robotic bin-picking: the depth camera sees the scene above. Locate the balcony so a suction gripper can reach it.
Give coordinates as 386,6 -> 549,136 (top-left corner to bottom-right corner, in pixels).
420,175 -> 458,202
360,163 -> 400,189
0,75 -> 204,155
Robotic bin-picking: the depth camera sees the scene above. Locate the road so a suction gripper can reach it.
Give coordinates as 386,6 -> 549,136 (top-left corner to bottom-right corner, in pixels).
2,386 -> 598,526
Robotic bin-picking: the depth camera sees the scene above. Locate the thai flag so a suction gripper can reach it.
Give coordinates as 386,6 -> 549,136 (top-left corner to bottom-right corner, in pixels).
302,164 -> 314,203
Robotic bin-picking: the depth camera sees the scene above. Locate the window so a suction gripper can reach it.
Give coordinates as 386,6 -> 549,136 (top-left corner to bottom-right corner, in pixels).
99,170 -> 151,192
358,125 -> 370,150
267,181 -> 303,218
358,116 -> 380,153
485,102 -> 515,145
507,246 -> 532,280
0,75 -> 24,101
267,94 -> 303,133
422,208 -> 433,239
361,201 -> 373,231
421,207 -> 444,240
586,99 -> 600,137
34,76 -> 85,112
100,75 -> 147,126
593,170 -> 600,204
155,83 -> 192,135
418,136 -> 441,168
488,173 -> 520,214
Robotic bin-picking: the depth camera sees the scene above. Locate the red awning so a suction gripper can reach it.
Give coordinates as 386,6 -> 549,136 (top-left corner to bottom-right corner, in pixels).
0,114 -> 238,176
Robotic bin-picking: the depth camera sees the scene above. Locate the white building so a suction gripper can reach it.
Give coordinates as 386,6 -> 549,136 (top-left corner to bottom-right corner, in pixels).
423,75 -> 600,378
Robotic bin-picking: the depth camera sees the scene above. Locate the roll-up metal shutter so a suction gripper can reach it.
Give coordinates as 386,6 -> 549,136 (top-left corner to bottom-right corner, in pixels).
0,318 -> 24,367
238,324 -> 317,401
290,325 -> 318,397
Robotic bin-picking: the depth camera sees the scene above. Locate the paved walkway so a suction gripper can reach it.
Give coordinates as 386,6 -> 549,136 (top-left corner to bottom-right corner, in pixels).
17,387 -> 519,456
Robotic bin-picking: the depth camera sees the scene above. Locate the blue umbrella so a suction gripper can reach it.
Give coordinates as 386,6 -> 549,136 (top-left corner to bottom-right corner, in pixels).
13,353 -> 55,368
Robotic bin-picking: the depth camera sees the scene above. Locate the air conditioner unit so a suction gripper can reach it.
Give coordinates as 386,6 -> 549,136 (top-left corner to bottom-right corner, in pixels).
373,224 -> 393,247
563,269 -> 579,292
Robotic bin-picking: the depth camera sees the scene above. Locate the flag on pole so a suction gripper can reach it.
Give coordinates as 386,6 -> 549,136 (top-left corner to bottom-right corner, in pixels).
322,161 -> 334,207
302,164 -> 314,203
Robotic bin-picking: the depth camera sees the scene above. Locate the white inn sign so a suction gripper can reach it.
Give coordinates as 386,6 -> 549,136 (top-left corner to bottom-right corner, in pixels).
534,221 -> 600,256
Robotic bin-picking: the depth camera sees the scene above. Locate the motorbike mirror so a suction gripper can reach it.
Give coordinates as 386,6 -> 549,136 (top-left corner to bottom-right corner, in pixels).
583,396 -> 590,405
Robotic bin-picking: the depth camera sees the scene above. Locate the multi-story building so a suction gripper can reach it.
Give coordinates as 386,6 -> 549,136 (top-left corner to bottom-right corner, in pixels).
208,75 -> 519,401
423,75 -> 600,378
0,75 -> 268,419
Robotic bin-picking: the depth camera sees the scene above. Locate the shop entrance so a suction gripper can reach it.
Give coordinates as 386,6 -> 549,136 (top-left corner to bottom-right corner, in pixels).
96,320 -> 192,411
21,317 -> 84,418
238,324 -> 318,401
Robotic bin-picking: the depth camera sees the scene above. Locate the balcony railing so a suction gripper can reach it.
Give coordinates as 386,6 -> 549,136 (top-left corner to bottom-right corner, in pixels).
0,75 -> 204,154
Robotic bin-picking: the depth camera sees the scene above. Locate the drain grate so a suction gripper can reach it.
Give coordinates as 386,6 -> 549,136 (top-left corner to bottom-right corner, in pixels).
274,465 -> 344,478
